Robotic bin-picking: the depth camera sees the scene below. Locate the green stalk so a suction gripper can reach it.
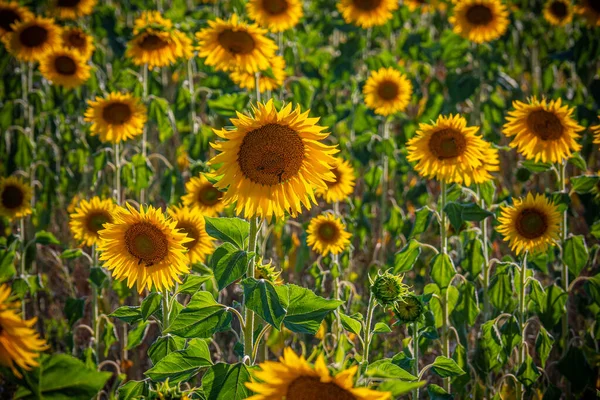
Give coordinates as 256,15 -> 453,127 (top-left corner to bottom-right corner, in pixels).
379,118 -> 391,263
516,252 -> 528,400
140,64 -> 149,204
187,59 -> 197,135
243,217 -> 259,365
362,293 -> 376,367
20,218 -> 26,316
412,322 -> 420,399
439,180 -> 450,392
558,161 -> 568,354
478,186 -> 491,318
162,290 -> 170,332
91,245 -> 100,358
114,142 -> 121,205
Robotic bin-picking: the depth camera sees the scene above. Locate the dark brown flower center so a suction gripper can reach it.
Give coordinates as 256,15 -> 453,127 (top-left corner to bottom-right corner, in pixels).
197,185 -> 223,207
326,167 -> 341,188
428,128 -> 467,160
527,110 -> 564,141
19,25 -> 48,48
286,377 -> 356,400
238,123 -> 304,186
102,102 -> 133,125
57,0 -> 81,8
352,0 -> 383,11
218,29 -> 256,55
177,222 -> 199,250
466,4 -> 493,25
515,208 -> 548,239
54,55 -> 77,75
66,31 -> 86,49
139,33 -> 169,50
0,9 -> 20,32
1,185 -> 25,210
85,212 -> 112,234
124,222 -> 169,266
317,221 -> 340,243
550,1 -> 568,18
262,0 -> 288,14
377,80 -> 399,101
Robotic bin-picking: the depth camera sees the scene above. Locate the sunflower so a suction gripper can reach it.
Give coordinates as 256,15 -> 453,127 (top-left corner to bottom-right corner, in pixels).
84,92 -> 147,144
363,67 -> 413,116
182,174 -> 225,217
337,0 -> 399,28
406,114 -> 491,186
61,26 -> 95,59
543,0 -> 573,26
0,176 -> 32,220
209,100 -> 338,220
591,117 -> 600,145
195,14 -> 277,74
229,55 -> 287,93
246,347 -> 391,400
575,0 -> 600,26
306,214 -> 351,256
4,16 -> 62,62
404,0 -> 445,13
126,28 -> 192,69
97,203 -> 192,293
0,1 -> 33,37
393,294 -> 424,323
133,10 -> 173,34
464,140 -> 500,185
246,0 -> 304,32
502,97 -> 583,164
0,285 -> 47,378
449,0 -> 509,44
39,48 -> 91,89
315,158 -> 356,204
167,205 -> 215,264
52,0 -> 96,19
497,193 -> 561,255
69,197 -> 115,247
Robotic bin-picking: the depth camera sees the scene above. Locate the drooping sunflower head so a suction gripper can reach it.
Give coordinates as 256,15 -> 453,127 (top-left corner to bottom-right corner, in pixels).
363,67 -> 413,116
69,197 -> 115,247
497,193 -> 561,255
52,0 -> 96,19
406,114 -> 491,186
126,27 -> 190,69
337,0 -> 399,28
0,176 -> 32,220
246,0 -> 304,32
4,16 -> 62,62
61,26 -> 95,59
543,0 -> 573,26
503,97 -> 583,164
575,0 -> 600,26
371,272 -> 410,307
229,55 -> 287,93
246,347 -> 392,400
84,92 -> 147,144
182,174 -> 225,217
167,205 -> 215,265
0,1 -> 33,37
195,14 -> 278,74
97,203 -> 192,293
315,158 -> 356,204
449,0 -> 509,44
306,214 -> 352,256
39,48 -> 91,89
209,99 -> 339,219
393,294 -> 424,323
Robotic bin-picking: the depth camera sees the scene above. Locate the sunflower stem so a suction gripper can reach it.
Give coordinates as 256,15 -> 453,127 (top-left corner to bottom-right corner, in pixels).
439,180 -> 450,392
362,292 -> 376,369
412,321 -> 420,400
516,252 -> 528,400
254,72 -> 261,103
187,58 -> 197,136
162,290 -> 170,332
478,185 -> 491,319
91,245 -> 100,358
140,63 -> 149,205
114,142 -> 121,205
379,117 -> 391,263
243,217 -> 260,365
558,160 -> 569,354
20,217 -> 27,317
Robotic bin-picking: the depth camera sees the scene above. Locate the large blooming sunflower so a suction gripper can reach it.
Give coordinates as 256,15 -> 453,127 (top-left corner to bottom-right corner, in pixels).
246,0 -> 304,32
39,48 -> 91,89
167,205 -> 215,264
449,0 -> 509,44
52,0 -> 96,19
195,14 -> 277,74
0,176 -> 32,220
246,348 -> 391,400
4,16 -> 62,62
502,97 -> 583,164
0,1 -> 33,37
0,285 -> 47,378
61,26 -> 95,59
126,27 -> 191,69
337,0 -> 399,28
406,114 -> 490,186
575,0 -> 600,26
69,197 -> 115,247
84,92 -> 147,144
315,158 -> 356,204
306,214 -> 352,256
209,100 -> 338,219
543,0 -> 573,26
182,174 -> 225,217
229,55 -> 287,93
97,203 -> 192,293
363,67 -> 413,116
497,193 -> 561,255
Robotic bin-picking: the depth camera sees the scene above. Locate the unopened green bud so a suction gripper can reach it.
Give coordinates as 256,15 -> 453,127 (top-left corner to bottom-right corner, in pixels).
371,272 -> 409,306
393,294 -> 424,323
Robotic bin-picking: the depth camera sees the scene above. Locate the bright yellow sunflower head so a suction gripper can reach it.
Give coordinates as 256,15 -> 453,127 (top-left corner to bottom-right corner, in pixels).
167,205 -> 215,264
246,0 -> 304,32
97,203 -> 192,293
337,0 -> 399,28
4,16 -> 62,62
126,27 -> 191,70
52,0 -> 96,19
306,214 -> 352,256
182,174 -> 226,217
449,0 -> 509,44
84,92 -> 147,144
591,117 -> 600,145
209,100 -> 338,220
61,26 -> 95,59
575,0 -> 600,26
69,196 -> 116,247
133,10 -> 173,34
497,193 -> 561,255
363,67 -> 413,116
39,48 -> 91,89
543,0 -> 573,26
0,1 -> 33,37
404,0 -> 445,13
195,14 -> 278,74
464,140 -> 500,185
406,114 -> 491,186
315,158 -> 356,204
0,176 -> 32,220
246,347 -> 391,400
502,97 -> 583,164
229,55 -> 287,93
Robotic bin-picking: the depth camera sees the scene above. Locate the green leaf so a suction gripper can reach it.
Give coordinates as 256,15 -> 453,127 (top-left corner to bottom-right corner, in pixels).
165,291 -> 231,338
489,264 -> 514,312
141,292 -> 162,321
130,154 -> 151,192
242,278 -> 289,329
207,93 -> 250,117
282,283 -> 342,334
536,284 -> 567,330
410,207 -> 433,238
521,160 -> 553,173
535,326 -> 554,369
570,175 -> 600,194
210,243 -> 252,290
88,267 -> 108,288
568,153 -> 587,170
60,249 -> 82,259
176,275 -> 212,295
563,235 -> 588,277
452,281 -> 480,326
145,338 -> 212,383
109,306 -> 142,324
340,313 -> 362,336
148,335 -> 186,365
557,345 -> 594,393
126,321 -> 150,350
201,363 -> 252,400
365,359 -> 418,381
516,353 -> 540,387
378,380 -> 426,397
463,239 -> 484,279
393,239 -> 422,273
34,231 -> 60,245
428,384 -> 453,400
430,356 -> 466,378
444,202 -> 494,231
204,217 -> 250,249
117,380 -> 148,400
473,320 -> 505,373
64,297 -> 84,327
102,321 -> 118,357
431,253 -> 456,289
373,322 -> 392,334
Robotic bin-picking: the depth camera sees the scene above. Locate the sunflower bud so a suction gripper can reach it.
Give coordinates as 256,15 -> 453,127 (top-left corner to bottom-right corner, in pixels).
255,258 -> 283,285
393,294 -> 424,323
370,272 -> 409,306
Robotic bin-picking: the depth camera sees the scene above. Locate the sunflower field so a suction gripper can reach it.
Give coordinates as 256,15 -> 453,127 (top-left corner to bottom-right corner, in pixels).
1,0 -> 600,398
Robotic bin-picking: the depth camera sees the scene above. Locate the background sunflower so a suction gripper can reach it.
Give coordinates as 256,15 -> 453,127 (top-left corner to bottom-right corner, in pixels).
84,92 -> 147,143
306,213 -> 352,255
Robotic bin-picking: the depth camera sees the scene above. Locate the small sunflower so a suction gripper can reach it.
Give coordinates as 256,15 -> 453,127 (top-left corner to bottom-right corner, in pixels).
0,285 -> 47,378
69,197 -> 115,247
306,214 -> 352,256
315,158 -> 356,204
195,14 -> 277,74
209,100 -> 338,219
246,347 -> 391,400
39,48 -> 91,89
167,205 -> 214,264
591,117 -> 600,146
502,97 -> 583,164
61,26 -> 95,59
246,0 -> 304,32
449,0 -> 509,44
406,114 -> 491,186
133,10 -> 173,34
404,0 -> 445,13
393,294 -> 424,323
363,67 -> 413,116
52,0 -> 96,19
0,1 -> 33,37
4,16 -> 62,62
97,203 -> 192,293
497,193 -> 561,255
126,28 -> 191,70
575,0 -> 600,26
84,92 -> 147,144
337,0 -> 399,28
0,176 -> 32,220
182,174 -> 225,217
543,0 -> 573,26
229,55 -> 287,93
